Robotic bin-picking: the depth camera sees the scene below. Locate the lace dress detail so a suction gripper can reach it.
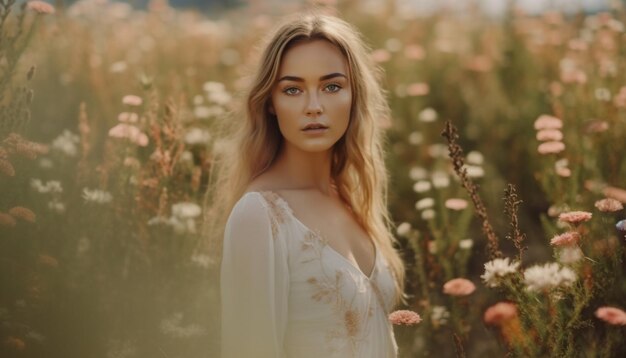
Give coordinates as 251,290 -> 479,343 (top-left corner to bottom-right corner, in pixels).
220,191 -> 398,358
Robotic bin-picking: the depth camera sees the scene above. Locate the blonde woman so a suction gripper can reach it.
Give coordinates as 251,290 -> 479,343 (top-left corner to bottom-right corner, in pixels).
205,12 -> 406,358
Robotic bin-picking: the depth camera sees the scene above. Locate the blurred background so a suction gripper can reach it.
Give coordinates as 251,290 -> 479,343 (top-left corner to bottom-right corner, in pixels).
1,0 -> 625,357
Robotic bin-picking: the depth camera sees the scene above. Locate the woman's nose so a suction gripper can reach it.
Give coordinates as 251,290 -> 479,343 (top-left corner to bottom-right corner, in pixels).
305,93 -> 323,116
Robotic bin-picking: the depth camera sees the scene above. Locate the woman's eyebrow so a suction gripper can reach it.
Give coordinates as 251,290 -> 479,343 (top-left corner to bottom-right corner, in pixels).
277,72 -> 347,83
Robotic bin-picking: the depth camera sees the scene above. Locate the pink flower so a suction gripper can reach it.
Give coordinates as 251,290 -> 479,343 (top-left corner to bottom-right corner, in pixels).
443,278 -> 476,296
603,186 -> 626,203
122,95 -> 143,106
27,1 -> 55,14
555,166 -> 571,177
594,198 -> 624,212
445,198 -> 468,211
484,302 -> 518,326
559,211 -> 592,224
536,129 -> 563,142
118,112 -> 139,123
550,231 -> 580,246
406,83 -> 430,97
388,310 -> 422,326
595,306 -> 626,326
370,49 -> 391,63
108,124 -> 149,147
537,141 -> 565,154
404,44 -> 425,60
534,114 -> 563,130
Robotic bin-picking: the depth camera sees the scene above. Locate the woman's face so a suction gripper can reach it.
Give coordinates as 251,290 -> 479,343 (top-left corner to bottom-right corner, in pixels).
270,39 -> 352,153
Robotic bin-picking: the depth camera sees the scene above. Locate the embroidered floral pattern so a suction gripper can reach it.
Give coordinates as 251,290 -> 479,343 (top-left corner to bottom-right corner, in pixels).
259,191 -> 288,238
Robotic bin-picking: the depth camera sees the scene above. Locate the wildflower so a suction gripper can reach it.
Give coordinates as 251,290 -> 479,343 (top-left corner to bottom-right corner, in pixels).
30,179 -> 63,194
595,307 -> 626,326
207,91 -> 232,106
443,278 -> 476,296
172,202 -> 201,220
203,81 -> 225,93
415,198 -> 434,211
406,82 -> 430,96
404,44 -> 425,60
388,310 -> 422,326
184,128 -> 211,145
160,312 -> 206,338
122,95 -> 143,106
47,199 -> 66,214
82,188 -> 113,204
536,129 -> 563,141
109,61 -> 127,73
396,222 -> 411,237
523,263 -> 577,292
558,246 -> 583,264
555,166 -> 571,177
421,209 -> 435,220
603,186 -> 626,203
459,239 -> 473,249
537,141 -> 565,154
594,198 -> 623,212
483,302 -> 518,326
370,49 -> 391,63
108,124 -> 149,147
534,114 -> 563,130
466,151 -> 484,165
550,231 -> 580,246
408,131 -> 423,145
616,220 -> 626,232
27,1 -> 55,14
585,120 -> 609,133
8,207 -> 36,223
118,112 -> 139,123
194,105 -> 211,119
481,257 -> 520,288
409,166 -> 428,181
0,159 -> 15,176
0,212 -> 16,227
413,180 -> 431,193
463,164 -> 484,178
431,306 -> 450,326
418,108 -> 437,122
431,171 -> 450,188
51,130 -> 80,157
559,211 -> 592,224
445,198 -> 468,211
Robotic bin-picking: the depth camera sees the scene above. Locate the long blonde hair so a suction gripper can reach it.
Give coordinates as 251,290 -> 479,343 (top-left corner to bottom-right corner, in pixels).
203,12 -> 406,306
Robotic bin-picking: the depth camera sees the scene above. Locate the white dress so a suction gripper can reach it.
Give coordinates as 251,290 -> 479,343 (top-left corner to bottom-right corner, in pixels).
220,191 -> 399,358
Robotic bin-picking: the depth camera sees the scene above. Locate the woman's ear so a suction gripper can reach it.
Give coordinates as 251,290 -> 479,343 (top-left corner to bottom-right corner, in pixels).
268,103 -> 276,115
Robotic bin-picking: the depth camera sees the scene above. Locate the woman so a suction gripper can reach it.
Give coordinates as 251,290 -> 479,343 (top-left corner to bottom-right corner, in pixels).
205,12 -> 406,358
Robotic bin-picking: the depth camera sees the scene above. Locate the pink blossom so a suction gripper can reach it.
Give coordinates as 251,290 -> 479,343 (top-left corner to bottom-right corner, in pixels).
27,1 -> 55,14
585,120 -> 609,133
404,44 -> 425,60
555,166 -> 571,177
559,211 -> 592,224
108,124 -> 149,147
370,49 -> 391,63
594,198 -> 623,212
484,302 -> 518,326
388,310 -> 422,326
536,129 -> 563,142
122,95 -> 143,106
443,278 -> 476,296
595,306 -> 626,326
444,198 -> 468,211
550,231 -> 580,246
603,186 -> 626,203
118,112 -> 139,123
534,115 -> 563,130
406,83 -> 430,97
537,141 -> 565,154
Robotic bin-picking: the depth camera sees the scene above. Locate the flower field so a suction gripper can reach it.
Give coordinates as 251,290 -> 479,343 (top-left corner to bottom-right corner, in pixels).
1,0 -> 625,357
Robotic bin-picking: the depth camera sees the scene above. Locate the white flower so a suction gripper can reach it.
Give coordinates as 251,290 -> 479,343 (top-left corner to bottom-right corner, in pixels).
168,216 -> 197,235
207,91 -> 231,106
51,130 -> 80,157
421,209 -> 435,220
413,180 -> 431,193
431,306 -> 450,325
203,81 -> 225,93
31,179 -> 63,194
523,262 -> 577,292
396,222 -> 411,237
147,216 -> 169,226
47,199 -> 66,214
408,131 -> 423,145
184,128 -> 211,145
459,239 -> 473,250
463,164 -> 484,178
171,202 -> 202,219
431,171 -> 450,188
594,88 -> 611,102
39,158 -> 54,169
466,151 -> 484,165
193,105 -> 211,119
418,107 -> 438,122
82,188 -> 113,204
415,197 -> 435,211
109,61 -> 127,73
409,166 -> 428,181
180,151 -> 194,163
481,257 -> 520,288
559,245 -> 583,265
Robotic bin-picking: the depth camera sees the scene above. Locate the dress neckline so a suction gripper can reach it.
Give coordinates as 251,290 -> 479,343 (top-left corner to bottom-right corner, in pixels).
245,190 -> 378,280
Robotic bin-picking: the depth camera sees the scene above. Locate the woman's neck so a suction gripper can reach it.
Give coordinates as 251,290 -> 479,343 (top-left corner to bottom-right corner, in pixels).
272,143 -> 334,195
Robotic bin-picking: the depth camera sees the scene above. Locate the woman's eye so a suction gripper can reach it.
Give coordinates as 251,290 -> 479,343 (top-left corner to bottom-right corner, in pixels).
325,84 -> 341,92
284,87 -> 301,95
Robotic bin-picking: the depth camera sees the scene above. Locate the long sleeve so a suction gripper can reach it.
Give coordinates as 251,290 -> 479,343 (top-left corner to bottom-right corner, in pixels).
220,194 -> 290,358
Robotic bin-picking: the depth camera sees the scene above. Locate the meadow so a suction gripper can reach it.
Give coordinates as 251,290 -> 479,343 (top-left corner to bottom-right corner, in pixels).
0,0 -> 625,357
